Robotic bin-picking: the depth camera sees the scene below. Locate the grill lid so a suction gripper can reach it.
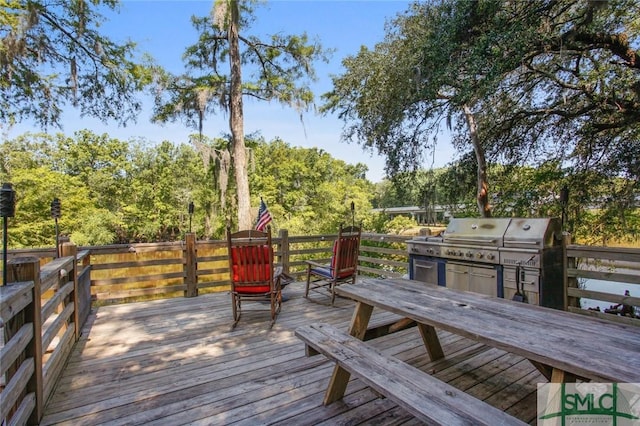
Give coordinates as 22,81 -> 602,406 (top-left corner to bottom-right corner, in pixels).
442,218 -> 512,246
441,217 -> 561,248
503,218 -> 561,248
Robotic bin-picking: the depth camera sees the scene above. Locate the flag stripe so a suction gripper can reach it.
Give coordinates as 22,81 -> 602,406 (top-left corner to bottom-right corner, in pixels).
255,199 -> 273,231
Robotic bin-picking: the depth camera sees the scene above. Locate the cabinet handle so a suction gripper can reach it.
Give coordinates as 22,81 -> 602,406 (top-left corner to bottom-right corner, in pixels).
470,272 -> 495,278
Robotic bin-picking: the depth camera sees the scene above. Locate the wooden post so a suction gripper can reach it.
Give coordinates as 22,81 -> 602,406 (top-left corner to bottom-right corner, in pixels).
57,236 -> 70,259
184,233 -> 198,297
563,233 -> 577,310
79,250 -> 92,329
278,229 -> 290,275
61,242 -> 79,340
8,257 -> 44,424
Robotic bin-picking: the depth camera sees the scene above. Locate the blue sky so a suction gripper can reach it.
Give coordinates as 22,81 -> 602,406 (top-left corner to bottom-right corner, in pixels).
8,0 -> 456,182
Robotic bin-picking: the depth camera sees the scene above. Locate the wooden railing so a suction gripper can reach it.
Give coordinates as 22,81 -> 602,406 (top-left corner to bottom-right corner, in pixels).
1,243 -> 89,425
2,232 -> 639,423
565,244 -> 640,325
76,231 -> 411,304
4,232 -> 639,318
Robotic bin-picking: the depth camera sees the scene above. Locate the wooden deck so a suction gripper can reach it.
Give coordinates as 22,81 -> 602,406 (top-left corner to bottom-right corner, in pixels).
41,282 -> 542,425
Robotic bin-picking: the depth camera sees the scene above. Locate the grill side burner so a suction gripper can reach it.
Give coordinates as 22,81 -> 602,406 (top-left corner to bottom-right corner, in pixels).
408,217 -> 565,309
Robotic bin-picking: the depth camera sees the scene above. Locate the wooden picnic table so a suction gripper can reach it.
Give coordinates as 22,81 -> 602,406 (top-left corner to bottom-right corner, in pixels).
326,277 -> 640,400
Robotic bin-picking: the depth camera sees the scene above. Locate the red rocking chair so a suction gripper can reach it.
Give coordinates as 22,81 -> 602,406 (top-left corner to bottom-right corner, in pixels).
226,226 -> 282,327
304,224 -> 361,305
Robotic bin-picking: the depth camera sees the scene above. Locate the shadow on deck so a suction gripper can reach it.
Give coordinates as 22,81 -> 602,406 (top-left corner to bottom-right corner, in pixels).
41,282 -> 542,425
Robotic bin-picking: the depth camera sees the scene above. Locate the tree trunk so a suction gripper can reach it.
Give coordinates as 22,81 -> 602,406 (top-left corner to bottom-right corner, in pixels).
463,105 -> 491,217
228,0 -> 251,229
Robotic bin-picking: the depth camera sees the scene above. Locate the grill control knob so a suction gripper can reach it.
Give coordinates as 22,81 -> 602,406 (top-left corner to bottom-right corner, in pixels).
466,251 -> 473,258
486,253 -> 495,260
476,252 -> 483,259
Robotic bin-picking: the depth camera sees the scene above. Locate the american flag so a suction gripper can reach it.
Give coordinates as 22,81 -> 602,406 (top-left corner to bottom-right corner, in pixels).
255,198 -> 273,231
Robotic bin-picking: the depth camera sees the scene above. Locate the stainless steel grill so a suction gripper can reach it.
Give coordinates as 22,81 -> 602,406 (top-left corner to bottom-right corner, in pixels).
408,217 -> 565,309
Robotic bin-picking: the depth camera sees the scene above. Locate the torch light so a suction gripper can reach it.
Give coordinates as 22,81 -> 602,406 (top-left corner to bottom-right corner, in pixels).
559,185 -> 569,233
1,183 -> 16,286
350,201 -> 355,228
188,201 -> 195,233
51,198 -> 61,258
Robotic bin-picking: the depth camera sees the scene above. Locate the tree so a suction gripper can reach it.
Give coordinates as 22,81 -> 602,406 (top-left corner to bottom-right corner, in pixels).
123,140 -> 208,241
250,137 -> 374,235
150,0 -> 330,229
1,130 -> 212,245
475,0 -> 640,232
1,130 -> 376,246
322,1 -> 505,216
323,0 -> 639,221
9,167 -> 101,248
54,130 -> 133,212
1,0 -> 151,129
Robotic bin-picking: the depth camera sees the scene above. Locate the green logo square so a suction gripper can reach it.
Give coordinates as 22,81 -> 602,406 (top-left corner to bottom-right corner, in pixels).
538,383 -> 640,425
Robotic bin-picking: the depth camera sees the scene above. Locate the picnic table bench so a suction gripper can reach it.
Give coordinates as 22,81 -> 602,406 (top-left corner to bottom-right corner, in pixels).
296,322 -> 526,425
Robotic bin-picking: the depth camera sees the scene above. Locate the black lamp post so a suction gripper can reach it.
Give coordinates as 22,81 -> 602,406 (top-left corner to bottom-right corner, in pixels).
424,190 -> 429,225
51,198 -> 61,258
1,183 -> 16,286
188,201 -> 195,233
559,185 -> 569,233
350,201 -> 355,228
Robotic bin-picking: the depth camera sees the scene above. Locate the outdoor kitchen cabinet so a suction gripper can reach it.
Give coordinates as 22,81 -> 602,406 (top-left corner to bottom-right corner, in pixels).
410,256 -> 446,287
445,262 -> 501,297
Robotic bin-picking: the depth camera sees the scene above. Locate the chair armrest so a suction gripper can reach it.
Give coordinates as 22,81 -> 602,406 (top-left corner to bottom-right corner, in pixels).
305,260 -> 329,269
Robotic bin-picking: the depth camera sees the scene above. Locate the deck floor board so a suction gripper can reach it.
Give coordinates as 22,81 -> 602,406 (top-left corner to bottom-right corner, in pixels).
41,282 -> 544,425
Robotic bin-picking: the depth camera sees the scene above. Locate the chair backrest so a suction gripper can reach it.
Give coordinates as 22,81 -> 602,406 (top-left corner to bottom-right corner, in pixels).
226,227 -> 275,293
331,225 -> 361,278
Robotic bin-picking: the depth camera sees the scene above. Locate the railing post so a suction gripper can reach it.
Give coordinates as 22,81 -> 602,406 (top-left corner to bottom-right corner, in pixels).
278,229 -> 290,275
184,233 -> 198,297
8,257 -> 44,424
563,233 -> 578,310
57,235 -> 70,259
61,242 -> 79,340
79,250 -> 92,329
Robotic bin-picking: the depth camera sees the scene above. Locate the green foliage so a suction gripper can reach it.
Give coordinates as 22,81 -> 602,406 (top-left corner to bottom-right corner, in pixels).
363,213 -> 391,234
1,130 -> 376,247
1,0 -> 151,128
249,137 -> 374,235
2,128 -> 636,246
371,155 -> 639,244
384,216 -> 417,235
9,167 -> 97,248
324,0 -> 639,240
